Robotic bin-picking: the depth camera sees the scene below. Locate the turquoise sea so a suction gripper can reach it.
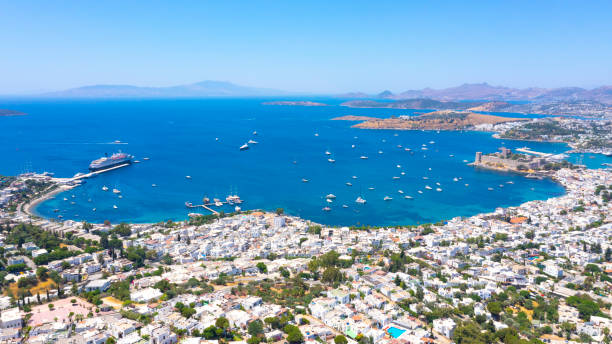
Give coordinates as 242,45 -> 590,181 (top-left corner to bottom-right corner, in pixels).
1,98 -> 602,226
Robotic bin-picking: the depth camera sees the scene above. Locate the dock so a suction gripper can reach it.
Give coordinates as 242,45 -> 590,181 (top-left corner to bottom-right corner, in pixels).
185,195 -> 243,215
515,147 -> 568,161
53,163 -> 132,185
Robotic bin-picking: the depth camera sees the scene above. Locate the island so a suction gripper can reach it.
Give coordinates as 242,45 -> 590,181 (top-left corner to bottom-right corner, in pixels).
0,109 -> 27,116
336,110 -> 527,131
262,101 -> 328,106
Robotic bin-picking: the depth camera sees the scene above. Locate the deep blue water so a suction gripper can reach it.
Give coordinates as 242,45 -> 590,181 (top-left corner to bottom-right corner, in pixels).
0,98 -> 571,226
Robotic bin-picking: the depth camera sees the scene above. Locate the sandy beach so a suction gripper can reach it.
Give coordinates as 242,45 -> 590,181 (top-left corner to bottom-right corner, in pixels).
21,184 -> 75,216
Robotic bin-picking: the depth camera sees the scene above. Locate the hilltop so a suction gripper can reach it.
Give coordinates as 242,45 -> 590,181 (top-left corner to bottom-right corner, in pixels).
341,82 -> 612,104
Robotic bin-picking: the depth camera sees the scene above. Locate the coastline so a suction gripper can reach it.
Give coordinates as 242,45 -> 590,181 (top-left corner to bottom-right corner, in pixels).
21,184 -> 75,217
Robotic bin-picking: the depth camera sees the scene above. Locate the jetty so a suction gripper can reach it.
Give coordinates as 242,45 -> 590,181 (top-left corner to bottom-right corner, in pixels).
185,195 -> 244,215
515,147 -> 568,161
54,163 -> 132,184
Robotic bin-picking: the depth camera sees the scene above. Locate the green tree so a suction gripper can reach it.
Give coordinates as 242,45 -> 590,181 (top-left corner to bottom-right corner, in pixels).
335,335 -> 349,344
256,262 -> 268,273
248,319 -> 264,337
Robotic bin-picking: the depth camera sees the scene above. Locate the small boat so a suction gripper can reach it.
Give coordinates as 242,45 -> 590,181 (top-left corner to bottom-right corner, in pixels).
506,181 -> 514,184
346,182 -> 352,186
114,140 -> 122,144
326,194 -> 337,199
384,196 -> 392,201
152,184 -> 157,187
429,141 -> 435,144
499,184 -> 504,188
248,140 -> 258,144
428,168 -> 432,171
360,156 -> 368,159
314,133 -> 319,136
342,204 -> 348,208
322,206 -> 331,212
215,138 -> 219,141
92,208 -> 96,211
302,178 -> 309,183
355,196 -> 366,204
397,145 -> 402,148
436,188 -> 442,192
449,154 -> 454,157
134,160 -> 141,163
70,201 -> 75,205
488,187 -> 494,191
186,176 -> 192,179
404,148 -> 411,152
463,159 -> 468,163
112,189 -> 120,194
118,195 -> 123,199
63,197 -> 68,201
240,143 -> 249,151
143,157 -> 150,160
453,177 -> 459,182
418,190 -> 423,194
325,151 -> 332,155
436,182 -> 441,186
378,150 -> 383,154
421,147 -> 428,150
326,199 -> 333,203
113,205 -> 118,209
328,158 -> 336,163
396,164 -> 401,168
102,186 -> 109,191
392,176 -> 400,180
351,144 -> 356,148
352,176 -> 358,179
398,190 -> 404,194
422,177 -> 429,180
368,187 -> 375,190
404,195 -> 413,199
401,172 -> 406,175
425,185 -> 432,190
465,184 -> 469,187
253,131 -> 257,135
71,195 -> 76,198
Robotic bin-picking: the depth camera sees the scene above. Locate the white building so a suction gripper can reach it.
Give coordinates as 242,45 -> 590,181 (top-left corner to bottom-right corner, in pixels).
433,318 -> 456,338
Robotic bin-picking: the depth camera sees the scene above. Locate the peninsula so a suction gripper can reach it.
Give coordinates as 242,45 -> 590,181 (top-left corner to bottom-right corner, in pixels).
335,110 -> 527,131
262,100 -> 327,106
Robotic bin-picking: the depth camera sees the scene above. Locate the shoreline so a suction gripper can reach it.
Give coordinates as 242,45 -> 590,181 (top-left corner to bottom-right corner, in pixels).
21,184 -> 76,217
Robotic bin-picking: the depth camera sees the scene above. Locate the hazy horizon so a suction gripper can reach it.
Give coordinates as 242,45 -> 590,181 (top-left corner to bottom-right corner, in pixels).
1,1 -> 611,94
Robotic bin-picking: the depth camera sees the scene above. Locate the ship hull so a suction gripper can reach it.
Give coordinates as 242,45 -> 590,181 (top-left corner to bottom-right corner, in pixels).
89,159 -> 132,172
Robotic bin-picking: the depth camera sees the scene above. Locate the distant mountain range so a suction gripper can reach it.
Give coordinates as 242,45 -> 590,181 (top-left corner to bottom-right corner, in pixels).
39,80 -> 286,98
342,83 -> 612,104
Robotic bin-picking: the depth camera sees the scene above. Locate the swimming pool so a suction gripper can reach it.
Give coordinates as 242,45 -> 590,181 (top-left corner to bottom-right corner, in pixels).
388,326 -> 406,338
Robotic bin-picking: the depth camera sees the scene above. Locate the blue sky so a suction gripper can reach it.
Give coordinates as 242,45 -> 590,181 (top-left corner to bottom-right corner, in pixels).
0,1 -> 611,94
